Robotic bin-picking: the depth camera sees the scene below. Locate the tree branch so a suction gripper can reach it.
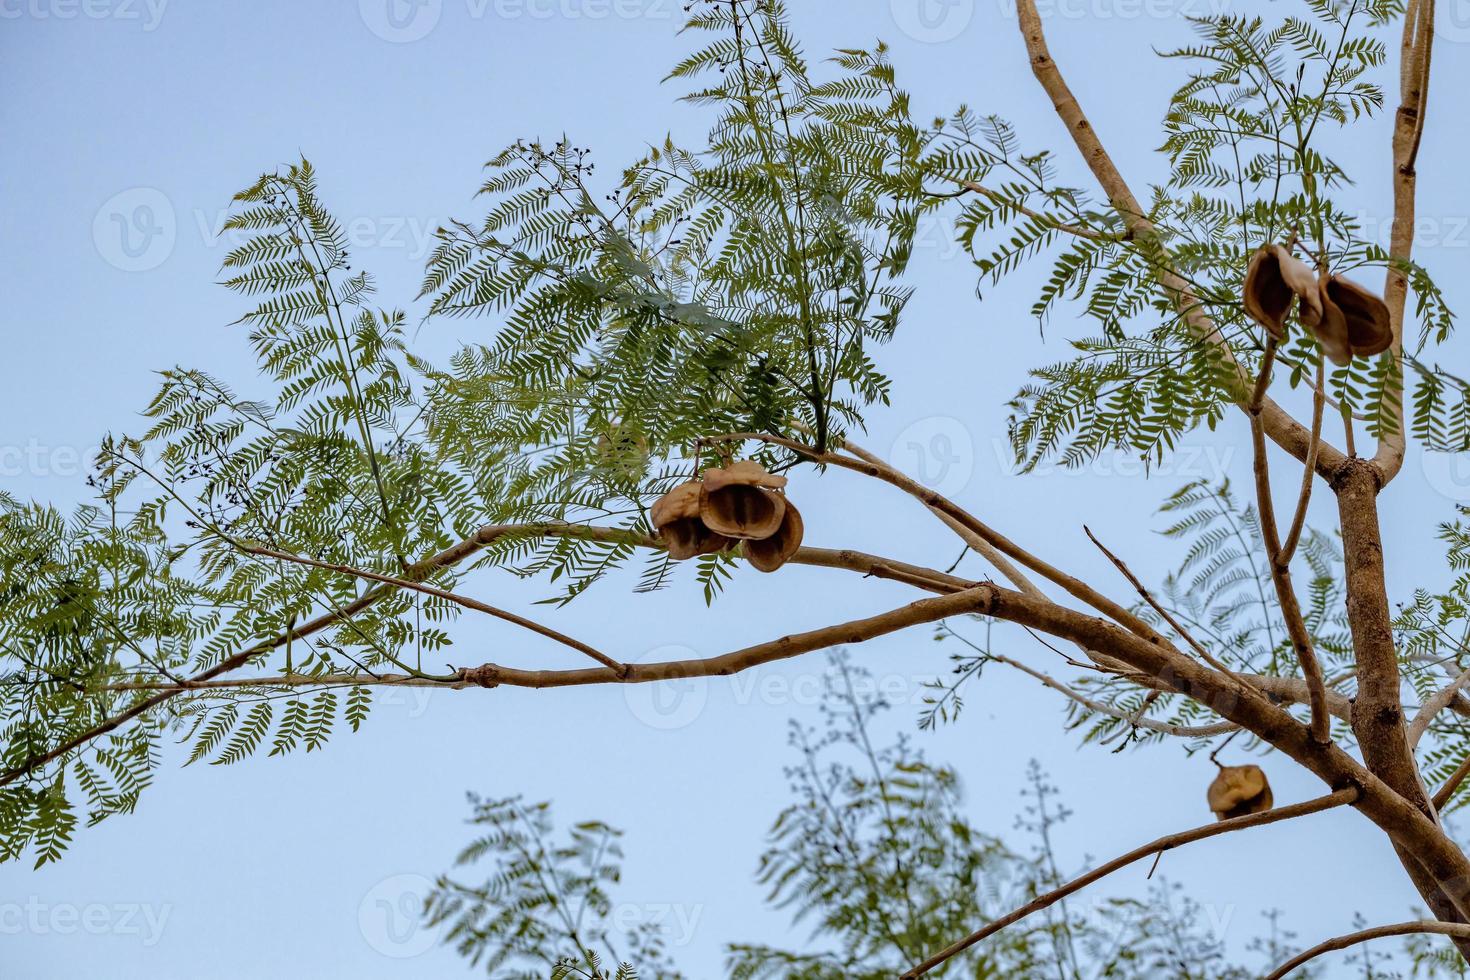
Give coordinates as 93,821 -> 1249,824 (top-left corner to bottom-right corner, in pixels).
1372,0 -> 1436,484
1264,919 -> 1470,980
1434,751 -> 1470,811
902,789 -> 1359,978
0,521 -> 966,787
1011,0 -> 1345,479
1409,664 -> 1470,749
241,544 -> 629,676
1248,344 -> 1331,743
1083,526 -> 1247,687
984,649 -> 1239,738
956,179 -> 1119,243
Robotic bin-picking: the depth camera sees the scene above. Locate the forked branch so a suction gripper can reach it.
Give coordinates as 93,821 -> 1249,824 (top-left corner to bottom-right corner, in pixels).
1011,0 -> 1343,478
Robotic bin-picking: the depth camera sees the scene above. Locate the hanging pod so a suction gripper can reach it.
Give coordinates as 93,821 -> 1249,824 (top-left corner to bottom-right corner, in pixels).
1325,274 -> 1393,361
650,481 -> 733,560
1206,765 -> 1273,821
1243,244 -> 1320,340
1299,274 -> 1354,368
1299,273 -> 1394,367
744,498 -> 804,573
699,460 -> 788,541
1244,243 -> 1394,366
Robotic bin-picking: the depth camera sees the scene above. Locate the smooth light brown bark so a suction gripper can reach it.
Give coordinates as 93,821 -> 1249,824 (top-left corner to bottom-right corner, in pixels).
1373,0 -> 1435,484
1012,0 -> 1345,480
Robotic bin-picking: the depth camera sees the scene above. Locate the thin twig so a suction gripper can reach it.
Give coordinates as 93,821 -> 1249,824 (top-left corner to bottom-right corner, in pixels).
901,789 -> 1358,978
1279,358 -> 1325,565
241,545 -> 628,676
1083,526 -> 1246,688
1264,919 -> 1470,980
1248,345 -> 1332,743
1433,752 -> 1470,811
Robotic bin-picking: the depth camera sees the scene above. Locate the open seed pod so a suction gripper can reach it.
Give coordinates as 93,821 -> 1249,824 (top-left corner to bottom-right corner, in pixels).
1299,273 -> 1393,367
1325,274 -> 1393,359
1300,278 -> 1353,367
744,498 -> 804,573
1244,244 -> 1320,340
651,481 -> 733,560
1206,764 -> 1274,821
700,460 -> 788,541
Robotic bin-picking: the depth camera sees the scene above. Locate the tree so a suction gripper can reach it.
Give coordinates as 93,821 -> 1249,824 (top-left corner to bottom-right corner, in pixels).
1,0 -> 1466,974
427,654 -> 1298,979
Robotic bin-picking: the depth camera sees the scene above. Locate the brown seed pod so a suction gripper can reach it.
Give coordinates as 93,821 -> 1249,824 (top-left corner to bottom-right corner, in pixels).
1325,274 -> 1393,359
1301,278 -> 1354,368
700,461 -> 788,541
1298,273 -> 1393,367
1206,765 -> 1274,821
744,498 -> 804,573
651,481 -> 733,560
1244,244 -> 1320,340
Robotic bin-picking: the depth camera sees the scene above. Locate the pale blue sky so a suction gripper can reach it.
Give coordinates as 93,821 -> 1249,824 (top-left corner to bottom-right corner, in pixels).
3,1 -> 1470,977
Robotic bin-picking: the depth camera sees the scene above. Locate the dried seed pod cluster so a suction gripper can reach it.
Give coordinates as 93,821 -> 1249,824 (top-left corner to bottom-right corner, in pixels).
1206,764 -> 1274,821
650,460 -> 804,572
1243,244 -> 1393,366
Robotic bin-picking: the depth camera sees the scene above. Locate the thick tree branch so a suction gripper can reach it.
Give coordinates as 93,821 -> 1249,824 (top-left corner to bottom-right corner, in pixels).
974,586 -> 1470,923
1372,0 -> 1435,484
0,522 -> 965,786
1336,461 -> 1436,815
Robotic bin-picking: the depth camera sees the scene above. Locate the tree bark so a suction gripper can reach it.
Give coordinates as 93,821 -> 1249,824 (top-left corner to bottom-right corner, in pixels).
1335,458 -> 1470,955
